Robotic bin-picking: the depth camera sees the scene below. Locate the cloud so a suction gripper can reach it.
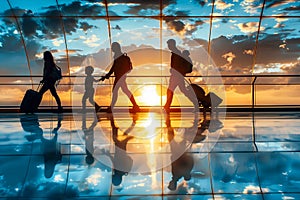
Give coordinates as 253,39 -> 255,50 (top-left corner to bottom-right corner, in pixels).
280,62 -> 300,79
210,35 -> 254,73
52,39 -> 64,47
222,52 -> 236,65
214,0 -> 234,10
243,49 -> 254,55
265,0 -> 295,9
173,11 -> 190,16
237,22 -> 261,34
256,34 -> 300,64
82,34 -> 101,47
79,22 -> 95,32
240,0 -> 263,15
1,1 -> 101,41
59,1 -> 105,16
165,19 -> 185,34
112,25 -> 122,30
283,5 -> 300,11
21,10 -> 40,37
107,0 -> 175,15
2,7 -> 26,16
194,0 -> 207,7
164,19 -> 206,36
274,23 -> 285,29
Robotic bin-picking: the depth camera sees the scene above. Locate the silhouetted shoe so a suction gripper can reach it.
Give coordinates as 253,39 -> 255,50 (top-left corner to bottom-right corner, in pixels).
168,180 -> 177,191
184,174 -> 191,181
132,105 -> 140,113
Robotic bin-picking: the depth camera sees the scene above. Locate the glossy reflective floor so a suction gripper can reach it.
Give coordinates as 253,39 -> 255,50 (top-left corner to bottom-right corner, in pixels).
0,111 -> 300,199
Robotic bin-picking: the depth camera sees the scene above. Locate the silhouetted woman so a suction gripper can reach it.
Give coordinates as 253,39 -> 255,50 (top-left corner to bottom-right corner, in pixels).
39,51 -> 63,112
101,42 -> 140,113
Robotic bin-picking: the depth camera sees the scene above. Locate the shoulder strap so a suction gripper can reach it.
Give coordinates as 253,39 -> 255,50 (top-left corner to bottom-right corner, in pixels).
55,64 -> 61,70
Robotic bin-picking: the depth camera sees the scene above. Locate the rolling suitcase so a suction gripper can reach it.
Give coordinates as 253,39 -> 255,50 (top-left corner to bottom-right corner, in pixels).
20,84 -> 42,113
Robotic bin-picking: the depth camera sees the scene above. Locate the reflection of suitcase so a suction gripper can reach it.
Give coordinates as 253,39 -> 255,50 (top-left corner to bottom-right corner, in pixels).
20,87 -> 42,113
202,92 -> 223,109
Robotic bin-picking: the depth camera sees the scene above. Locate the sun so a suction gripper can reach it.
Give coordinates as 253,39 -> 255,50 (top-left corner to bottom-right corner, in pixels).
137,85 -> 164,106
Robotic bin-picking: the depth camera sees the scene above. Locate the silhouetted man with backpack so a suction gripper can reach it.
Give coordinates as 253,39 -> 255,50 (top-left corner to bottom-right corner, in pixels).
164,39 -> 198,113
101,42 -> 140,113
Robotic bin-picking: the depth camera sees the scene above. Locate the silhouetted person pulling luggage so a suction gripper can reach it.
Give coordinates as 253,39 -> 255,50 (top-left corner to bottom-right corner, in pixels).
39,51 -> 63,113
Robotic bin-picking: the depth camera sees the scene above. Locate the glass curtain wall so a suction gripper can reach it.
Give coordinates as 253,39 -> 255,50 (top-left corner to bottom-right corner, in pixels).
0,0 -> 299,108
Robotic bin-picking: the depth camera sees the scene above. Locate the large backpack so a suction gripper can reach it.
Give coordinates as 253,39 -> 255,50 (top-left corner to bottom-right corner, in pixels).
49,64 -> 62,82
172,52 -> 193,75
53,65 -> 62,81
182,58 -> 193,74
115,53 -> 132,77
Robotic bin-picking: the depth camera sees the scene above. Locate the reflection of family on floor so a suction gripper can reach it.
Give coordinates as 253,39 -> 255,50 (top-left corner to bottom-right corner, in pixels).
81,39 -> 222,114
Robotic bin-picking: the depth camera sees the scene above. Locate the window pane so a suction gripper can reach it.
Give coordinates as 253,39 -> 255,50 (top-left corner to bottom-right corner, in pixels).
0,1 -> 11,17
65,18 -> 109,68
8,0 -> 59,16
255,17 -> 300,75
0,17 -> 29,76
58,0 -> 106,16
110,18 -> 160,48
264,0 -> 300,16
163,0 -> 213,16
107,0 -> 160,16
210,18 -> 259,75
213,0 -> 263,16
16,16 -> 68,76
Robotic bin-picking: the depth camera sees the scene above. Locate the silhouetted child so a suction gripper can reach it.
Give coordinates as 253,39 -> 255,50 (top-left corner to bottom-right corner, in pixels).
82,66 -> 101,113
82,113 -> 98,165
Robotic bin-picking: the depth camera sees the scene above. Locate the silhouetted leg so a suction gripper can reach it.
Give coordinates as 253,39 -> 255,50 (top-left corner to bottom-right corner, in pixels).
82,92 -> 88,110
38,83 -> 50,111
164,74 -> 177,112
119,78 -> 140,112
164,89 -> 174,108
39,83 -> 50,96
110,81 -> 120,112
87,90 -> 100,112
49,85 -> 62,109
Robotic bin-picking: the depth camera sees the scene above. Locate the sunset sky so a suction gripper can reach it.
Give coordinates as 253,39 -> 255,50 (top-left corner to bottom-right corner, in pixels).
0,0 -> 299,107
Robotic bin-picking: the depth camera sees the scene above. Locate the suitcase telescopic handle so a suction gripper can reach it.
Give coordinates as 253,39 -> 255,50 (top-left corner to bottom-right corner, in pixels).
37,83 -> 42,92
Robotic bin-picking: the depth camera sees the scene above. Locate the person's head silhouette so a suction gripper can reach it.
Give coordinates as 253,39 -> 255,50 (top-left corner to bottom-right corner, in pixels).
43,51 -> 54,63
112,42 -> 122,53
85,153 -> 95,165
85,65 -> 94,75
182,50 -> 190,57
44,159 -> 56,178
112,170 -> 127,186
167,39 -> 176,51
